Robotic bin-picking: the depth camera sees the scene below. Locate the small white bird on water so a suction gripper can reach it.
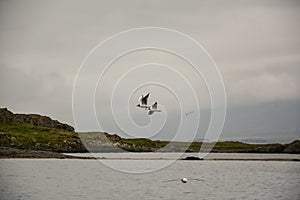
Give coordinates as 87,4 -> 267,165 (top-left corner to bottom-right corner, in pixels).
163,177 -> 204,184
181,178 -> 188,183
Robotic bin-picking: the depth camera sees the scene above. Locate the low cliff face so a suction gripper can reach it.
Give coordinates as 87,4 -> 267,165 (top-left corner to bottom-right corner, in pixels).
0,108 -> 74,132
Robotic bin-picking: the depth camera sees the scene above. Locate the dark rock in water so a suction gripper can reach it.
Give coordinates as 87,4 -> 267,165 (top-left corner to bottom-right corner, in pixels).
0,108 -> 74,132
181,156 -> 203,160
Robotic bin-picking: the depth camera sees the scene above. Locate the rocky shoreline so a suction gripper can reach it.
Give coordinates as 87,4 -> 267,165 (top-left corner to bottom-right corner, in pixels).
0,147 -> 94,159
2,148 -> 299,161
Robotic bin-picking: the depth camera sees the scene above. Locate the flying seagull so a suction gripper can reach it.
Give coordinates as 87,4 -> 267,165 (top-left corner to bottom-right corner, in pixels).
136,93 -> 151,110
148,102 -> 161,115
185,111 -> 194,117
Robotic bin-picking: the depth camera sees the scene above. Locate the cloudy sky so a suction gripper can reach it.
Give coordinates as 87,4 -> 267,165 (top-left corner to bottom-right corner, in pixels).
1,0 -> 299,143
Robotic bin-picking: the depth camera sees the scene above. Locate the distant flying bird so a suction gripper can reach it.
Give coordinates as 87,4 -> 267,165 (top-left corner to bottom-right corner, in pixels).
136,93 -> 151,110
185,111 -> 194,117
148,102 -> 161,115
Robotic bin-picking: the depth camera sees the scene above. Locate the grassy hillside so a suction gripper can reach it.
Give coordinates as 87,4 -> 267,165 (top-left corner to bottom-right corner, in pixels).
111,137 -> 299,153
1,122 -> 299,154
0,122 -> 86,152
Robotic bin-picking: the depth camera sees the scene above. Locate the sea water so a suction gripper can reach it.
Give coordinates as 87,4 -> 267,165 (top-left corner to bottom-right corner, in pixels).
0,154 -> 299,200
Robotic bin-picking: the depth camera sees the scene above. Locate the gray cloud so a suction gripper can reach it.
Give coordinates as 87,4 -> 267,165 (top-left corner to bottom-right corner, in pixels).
0,0 -> 299,142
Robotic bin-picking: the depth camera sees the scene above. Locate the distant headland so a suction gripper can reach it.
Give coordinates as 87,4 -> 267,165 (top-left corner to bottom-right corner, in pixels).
0,108 -> 299,158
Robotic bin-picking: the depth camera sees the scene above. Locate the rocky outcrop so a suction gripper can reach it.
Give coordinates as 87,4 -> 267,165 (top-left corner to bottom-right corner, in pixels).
0,108 -> 74,132
283,140 -> 300,154
181,156 -> 203,160
78,132 -> 124,152
249,144 -> 285,153
246,141 -> 300,154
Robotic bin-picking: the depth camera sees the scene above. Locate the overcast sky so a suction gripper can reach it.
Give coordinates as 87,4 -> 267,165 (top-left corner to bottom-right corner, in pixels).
1,0 -> 299,143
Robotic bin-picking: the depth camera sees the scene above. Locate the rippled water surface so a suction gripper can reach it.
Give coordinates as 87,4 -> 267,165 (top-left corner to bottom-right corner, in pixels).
1,155 -> 299,200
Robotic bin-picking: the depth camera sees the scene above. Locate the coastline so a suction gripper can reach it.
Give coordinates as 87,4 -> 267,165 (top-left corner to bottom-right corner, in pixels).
0,148 -> 94,159
1,148 -> 299,162
1,108 -> 299,159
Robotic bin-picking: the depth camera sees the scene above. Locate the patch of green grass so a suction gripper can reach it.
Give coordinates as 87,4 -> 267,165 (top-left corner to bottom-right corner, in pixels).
0,122 -> 83,152
213,141 -> 257,150
115,138 -> 263,152
1,122 -> 283,153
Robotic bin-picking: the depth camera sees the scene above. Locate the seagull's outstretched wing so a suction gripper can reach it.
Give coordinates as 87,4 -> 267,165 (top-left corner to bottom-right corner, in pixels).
141,93 -> 150,105
151,102 -> 157,109
138,95 -> 143,102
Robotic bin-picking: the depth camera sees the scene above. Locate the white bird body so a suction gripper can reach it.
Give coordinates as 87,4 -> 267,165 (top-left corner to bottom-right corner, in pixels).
138,104 -> 151,110
181,178 -> 188,183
